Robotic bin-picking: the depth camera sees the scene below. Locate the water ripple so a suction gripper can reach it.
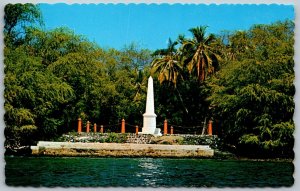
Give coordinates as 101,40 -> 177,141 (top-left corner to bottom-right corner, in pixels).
5,156 -> 294,187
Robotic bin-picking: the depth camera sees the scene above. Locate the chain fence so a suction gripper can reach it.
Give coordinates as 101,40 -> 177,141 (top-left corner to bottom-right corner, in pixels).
78,119 -> 207,135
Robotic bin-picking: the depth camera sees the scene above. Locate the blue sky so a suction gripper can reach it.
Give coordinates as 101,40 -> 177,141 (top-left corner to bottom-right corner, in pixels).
39,4 -> 294,50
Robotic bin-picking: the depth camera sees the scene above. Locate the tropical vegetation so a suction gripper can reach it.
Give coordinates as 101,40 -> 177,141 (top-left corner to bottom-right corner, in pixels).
4,4 -> 294,158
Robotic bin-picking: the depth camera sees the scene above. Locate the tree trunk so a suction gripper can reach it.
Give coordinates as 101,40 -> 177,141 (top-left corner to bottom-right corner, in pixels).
176,88 -> 188,114
201,117 -> 207,135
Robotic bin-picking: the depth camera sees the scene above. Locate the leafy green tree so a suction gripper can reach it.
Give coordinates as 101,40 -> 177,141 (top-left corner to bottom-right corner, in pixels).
120,42 -> 152,71
208,21 -> 294,157
104,45 -> 152,126
4,3 -> 43,46
4,45 -> 75,149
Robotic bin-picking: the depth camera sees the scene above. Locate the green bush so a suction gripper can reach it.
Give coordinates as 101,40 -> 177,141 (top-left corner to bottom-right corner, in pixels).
105,133 -> 128,143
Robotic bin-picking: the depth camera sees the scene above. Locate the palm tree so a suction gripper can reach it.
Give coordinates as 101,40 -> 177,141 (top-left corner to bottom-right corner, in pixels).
181,26 -> 221,82
151,38 -> 183,87
151,38 -> 188,113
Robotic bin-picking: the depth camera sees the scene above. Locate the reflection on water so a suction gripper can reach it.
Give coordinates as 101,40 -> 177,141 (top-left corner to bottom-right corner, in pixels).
138,158 -> 161,170
5,156 -> 294,187
135,158 -> 165,186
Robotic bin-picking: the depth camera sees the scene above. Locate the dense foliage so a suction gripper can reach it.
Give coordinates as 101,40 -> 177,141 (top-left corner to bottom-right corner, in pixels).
4,4 -> 152,151
208,21 -> 295,157
4,4 -> 294,158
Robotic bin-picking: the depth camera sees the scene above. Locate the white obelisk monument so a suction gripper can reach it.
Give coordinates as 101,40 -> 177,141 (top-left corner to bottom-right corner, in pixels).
142,76 -> 161,135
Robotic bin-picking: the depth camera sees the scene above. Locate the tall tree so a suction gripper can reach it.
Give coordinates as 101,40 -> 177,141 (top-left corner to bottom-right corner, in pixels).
208,21 -> 294,157
181,26 -> 220,82
151,38 -> 191,116
151,38 -> 183,86
4,44 -> 75,149
4,3 -> 43,45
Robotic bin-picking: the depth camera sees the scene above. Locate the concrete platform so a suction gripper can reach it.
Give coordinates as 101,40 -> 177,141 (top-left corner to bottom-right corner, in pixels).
31,141 -> 214,158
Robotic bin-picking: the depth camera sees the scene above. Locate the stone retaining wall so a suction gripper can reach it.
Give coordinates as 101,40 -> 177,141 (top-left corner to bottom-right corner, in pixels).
56,133 -> 219,147
126,134 -> 153,144
31,142 -> 214,158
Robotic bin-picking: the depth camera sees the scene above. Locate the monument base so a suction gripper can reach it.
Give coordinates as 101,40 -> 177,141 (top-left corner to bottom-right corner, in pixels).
140,128 -> 162,136
142,113 -> 156,134
154,128 -> 162,136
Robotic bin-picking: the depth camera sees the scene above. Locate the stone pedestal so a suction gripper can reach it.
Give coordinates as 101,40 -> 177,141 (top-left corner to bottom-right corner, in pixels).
142,113 -> 156,134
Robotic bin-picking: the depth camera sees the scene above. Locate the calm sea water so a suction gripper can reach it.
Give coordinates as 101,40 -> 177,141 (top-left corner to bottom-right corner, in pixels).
5,156 -> 294,187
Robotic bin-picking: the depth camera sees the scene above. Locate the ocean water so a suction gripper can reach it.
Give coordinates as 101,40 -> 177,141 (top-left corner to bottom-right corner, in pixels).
5,156 -> 294,187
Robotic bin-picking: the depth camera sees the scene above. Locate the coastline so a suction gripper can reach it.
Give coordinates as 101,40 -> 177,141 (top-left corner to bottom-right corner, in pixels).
5,132 -> 293,162
30,141 -> 214,158
26,141 -> 293,162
